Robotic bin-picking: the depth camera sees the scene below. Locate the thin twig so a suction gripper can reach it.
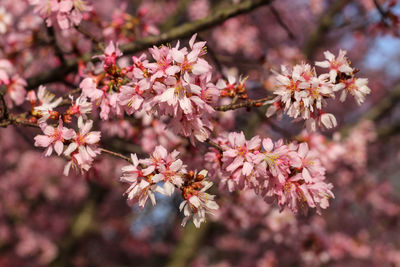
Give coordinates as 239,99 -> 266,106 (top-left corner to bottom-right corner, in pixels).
213,96 -> 273,111
373,0 -> 388,18
231,95 -> 239,105
99,148 -> 132,163
372,0 -> 400,35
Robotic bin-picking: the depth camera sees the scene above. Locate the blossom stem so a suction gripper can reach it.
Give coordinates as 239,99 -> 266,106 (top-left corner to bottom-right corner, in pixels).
99,148 -> 133,163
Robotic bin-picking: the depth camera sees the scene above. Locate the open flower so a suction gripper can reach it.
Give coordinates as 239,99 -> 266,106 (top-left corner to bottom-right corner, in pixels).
315,50 -> 353,82
340,77 -> 371,105
63,117 -> 101,175
34,118 -> 75,156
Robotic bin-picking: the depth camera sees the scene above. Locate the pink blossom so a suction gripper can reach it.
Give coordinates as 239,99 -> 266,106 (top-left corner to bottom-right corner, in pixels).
66,95 -> 91,118
120,154 -> 163,208
118,84 -> 146,114
315,50 -> 354,82
340,77 -> 371,105
63,116 -> 101,175
80,77 -> 103,100
30,0 -> 92,29
96,41 -> 122,68
0,59 -> 13,84
34,118 -> 75,156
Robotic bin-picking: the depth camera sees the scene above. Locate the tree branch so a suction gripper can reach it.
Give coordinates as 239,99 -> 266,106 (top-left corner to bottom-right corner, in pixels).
26,0 -> 272,89
0,114 -> 39,128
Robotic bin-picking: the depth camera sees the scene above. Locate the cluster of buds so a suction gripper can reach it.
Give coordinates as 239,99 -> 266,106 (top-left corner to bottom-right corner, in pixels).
217,75 -> 248,99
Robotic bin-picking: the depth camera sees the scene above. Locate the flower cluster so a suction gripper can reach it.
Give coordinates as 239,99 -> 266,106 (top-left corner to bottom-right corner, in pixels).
63,116 -> 101,175
266,50 -> 371,131
205,132 -> 334,214
80,34 -> 220,143
29,0 -> 92,29
34,116 -> 101,175
120,145 -> 218,227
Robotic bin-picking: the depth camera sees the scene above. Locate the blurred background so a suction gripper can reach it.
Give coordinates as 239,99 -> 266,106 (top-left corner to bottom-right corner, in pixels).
1,0 -> 400,266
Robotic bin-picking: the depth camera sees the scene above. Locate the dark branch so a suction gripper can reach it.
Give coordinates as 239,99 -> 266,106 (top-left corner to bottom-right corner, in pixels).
26,0 -> 272,89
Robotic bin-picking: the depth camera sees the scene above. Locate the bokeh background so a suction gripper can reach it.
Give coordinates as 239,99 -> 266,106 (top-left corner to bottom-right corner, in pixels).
1,0 -> 400,266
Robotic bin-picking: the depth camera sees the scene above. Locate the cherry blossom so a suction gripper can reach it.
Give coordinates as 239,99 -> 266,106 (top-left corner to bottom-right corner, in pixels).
266,50 -> 371,131
34,118 -> 75,156
120,154 -> 163,208
63,116 -> 101,175
315,50 -> 354,82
